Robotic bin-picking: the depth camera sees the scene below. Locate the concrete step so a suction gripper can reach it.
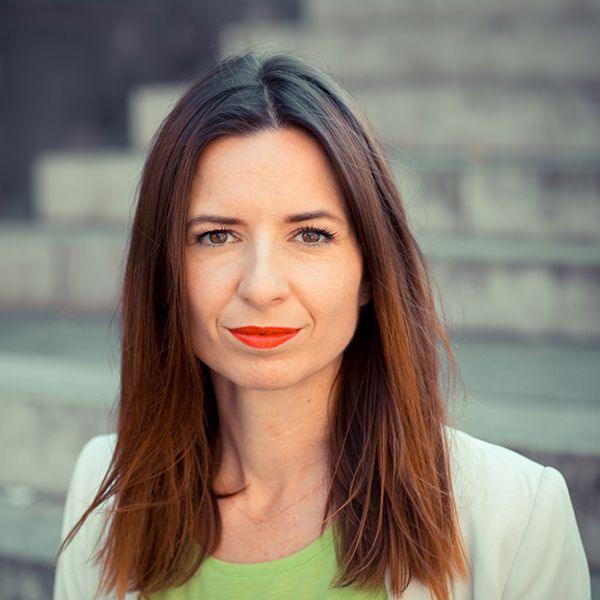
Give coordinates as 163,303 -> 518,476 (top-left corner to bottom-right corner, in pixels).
305,0 -> 600,24
355,84 -> 600,152
0,312 -> 118,495
32,150 -> 144,226
0,350 -> 117,496
1,222 -> 599,339
0,222 -> 128,313
219,20 -> 600,84
449,338 -> 600,454
129,84 -> 185,153
418,232 -> 600,340
31,146 -> 600,242
397,150 -> 600,242
130,81 -> 600,152
0,494 -> 58,600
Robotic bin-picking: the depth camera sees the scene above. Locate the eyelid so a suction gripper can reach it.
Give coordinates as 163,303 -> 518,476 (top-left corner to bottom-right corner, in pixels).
194,225 -> 336,247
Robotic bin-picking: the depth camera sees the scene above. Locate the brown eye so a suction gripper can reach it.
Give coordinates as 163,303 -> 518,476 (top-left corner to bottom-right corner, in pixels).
301,230 -> 321,244
295,226 -> 336,247
208,231 -> 228,244
195,228 -> 234,246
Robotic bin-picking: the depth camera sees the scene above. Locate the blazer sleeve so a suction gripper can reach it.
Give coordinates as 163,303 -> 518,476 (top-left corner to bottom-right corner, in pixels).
500,466 -> 591,600
53,436 -> 113,600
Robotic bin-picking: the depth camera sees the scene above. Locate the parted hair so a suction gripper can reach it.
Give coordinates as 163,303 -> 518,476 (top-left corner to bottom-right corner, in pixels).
55,49 -> 470,599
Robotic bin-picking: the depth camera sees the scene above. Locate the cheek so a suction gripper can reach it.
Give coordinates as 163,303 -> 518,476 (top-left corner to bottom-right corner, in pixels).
185,259 -> 240,345
185,262 -> 227,363
306,260 -> 362,322
185,260 -> 218,324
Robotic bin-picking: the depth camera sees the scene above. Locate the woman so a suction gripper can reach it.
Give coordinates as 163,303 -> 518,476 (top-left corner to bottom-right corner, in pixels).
53,51 -> 591,599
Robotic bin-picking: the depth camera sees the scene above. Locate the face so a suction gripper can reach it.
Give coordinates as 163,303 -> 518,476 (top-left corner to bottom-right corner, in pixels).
184,126 -> 370,392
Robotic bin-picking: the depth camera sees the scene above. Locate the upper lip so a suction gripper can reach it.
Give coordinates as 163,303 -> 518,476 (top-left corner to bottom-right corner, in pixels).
229,326 -> 300,334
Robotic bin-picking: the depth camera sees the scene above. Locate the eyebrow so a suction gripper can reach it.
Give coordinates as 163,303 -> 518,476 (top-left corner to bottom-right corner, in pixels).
186,210 -> 344,229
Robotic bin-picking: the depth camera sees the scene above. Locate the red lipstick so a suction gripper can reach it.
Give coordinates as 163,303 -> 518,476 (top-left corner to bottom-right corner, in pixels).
228,326 -> 301,349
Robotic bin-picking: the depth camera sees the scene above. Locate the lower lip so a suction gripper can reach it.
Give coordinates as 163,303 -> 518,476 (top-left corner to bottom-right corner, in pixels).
228,329 -> 300,349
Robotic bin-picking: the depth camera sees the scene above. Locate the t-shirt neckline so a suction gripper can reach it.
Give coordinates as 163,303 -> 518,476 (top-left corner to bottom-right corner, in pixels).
202,523 -> 334,577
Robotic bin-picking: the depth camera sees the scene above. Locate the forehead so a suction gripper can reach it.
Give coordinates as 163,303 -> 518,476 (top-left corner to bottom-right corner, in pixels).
187,127 -> 348,219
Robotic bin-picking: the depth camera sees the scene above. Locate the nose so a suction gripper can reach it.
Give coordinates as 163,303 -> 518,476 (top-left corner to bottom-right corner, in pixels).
236,238 -> 290,307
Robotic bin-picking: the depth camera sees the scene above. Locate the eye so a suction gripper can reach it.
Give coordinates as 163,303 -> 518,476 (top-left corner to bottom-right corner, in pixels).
194,227 -> 235,246
295,226 -> 336,246
194,226 -> 337,248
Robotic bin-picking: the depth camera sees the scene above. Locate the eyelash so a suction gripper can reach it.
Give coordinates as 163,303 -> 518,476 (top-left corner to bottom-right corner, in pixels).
194,226 -> 337,248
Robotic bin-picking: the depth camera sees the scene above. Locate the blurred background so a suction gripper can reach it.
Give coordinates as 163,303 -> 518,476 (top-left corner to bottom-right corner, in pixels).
1,0 -> 599,598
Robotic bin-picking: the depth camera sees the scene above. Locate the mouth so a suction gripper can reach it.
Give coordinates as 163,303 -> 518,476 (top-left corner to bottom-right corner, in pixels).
227,326 -> 301,349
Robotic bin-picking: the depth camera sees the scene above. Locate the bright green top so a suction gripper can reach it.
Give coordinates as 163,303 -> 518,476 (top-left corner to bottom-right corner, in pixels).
150,524 -> 388,599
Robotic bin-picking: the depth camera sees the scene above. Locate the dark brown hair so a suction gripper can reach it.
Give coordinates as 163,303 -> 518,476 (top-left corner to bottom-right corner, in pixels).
55,50 -> 470,599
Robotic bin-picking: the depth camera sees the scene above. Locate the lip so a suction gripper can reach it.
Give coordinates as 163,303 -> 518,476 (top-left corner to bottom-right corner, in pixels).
228,326 -> 301,349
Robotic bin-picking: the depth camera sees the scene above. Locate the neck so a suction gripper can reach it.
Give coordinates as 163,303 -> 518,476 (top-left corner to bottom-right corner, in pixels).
210,361 -> 339,510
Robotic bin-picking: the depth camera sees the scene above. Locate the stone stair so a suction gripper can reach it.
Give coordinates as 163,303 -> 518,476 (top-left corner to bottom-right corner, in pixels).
1,0 -> 599,596
219,19 -> 600,83
304,0 -> 600,23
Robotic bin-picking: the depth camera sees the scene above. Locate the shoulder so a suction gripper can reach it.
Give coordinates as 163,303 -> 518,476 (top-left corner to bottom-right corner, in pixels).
63,433 -> 118,519
79,433 -> 117,476
53,433 -> 134,600
443,426 -> 591,599
445,425 -> 546,508
73,433 -> 117,489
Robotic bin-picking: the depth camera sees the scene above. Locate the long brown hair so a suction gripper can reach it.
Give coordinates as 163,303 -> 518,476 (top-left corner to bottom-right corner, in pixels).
55,50 -> 470,599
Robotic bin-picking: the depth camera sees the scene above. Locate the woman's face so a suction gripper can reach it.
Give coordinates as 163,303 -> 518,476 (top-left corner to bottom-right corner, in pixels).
185,126 -> 369,391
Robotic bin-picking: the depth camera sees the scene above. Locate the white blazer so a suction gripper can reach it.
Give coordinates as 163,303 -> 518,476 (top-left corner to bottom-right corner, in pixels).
53,427 -> 591,599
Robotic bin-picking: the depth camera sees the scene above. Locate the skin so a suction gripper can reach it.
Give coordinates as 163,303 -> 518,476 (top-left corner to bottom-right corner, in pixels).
185,126 -> 370,527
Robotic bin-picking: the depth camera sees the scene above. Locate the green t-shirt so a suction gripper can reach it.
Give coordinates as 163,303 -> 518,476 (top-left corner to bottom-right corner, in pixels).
151,524 -> 388,599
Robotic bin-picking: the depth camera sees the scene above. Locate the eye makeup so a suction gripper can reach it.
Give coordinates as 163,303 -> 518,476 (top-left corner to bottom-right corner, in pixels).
194,225 -> 337,248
